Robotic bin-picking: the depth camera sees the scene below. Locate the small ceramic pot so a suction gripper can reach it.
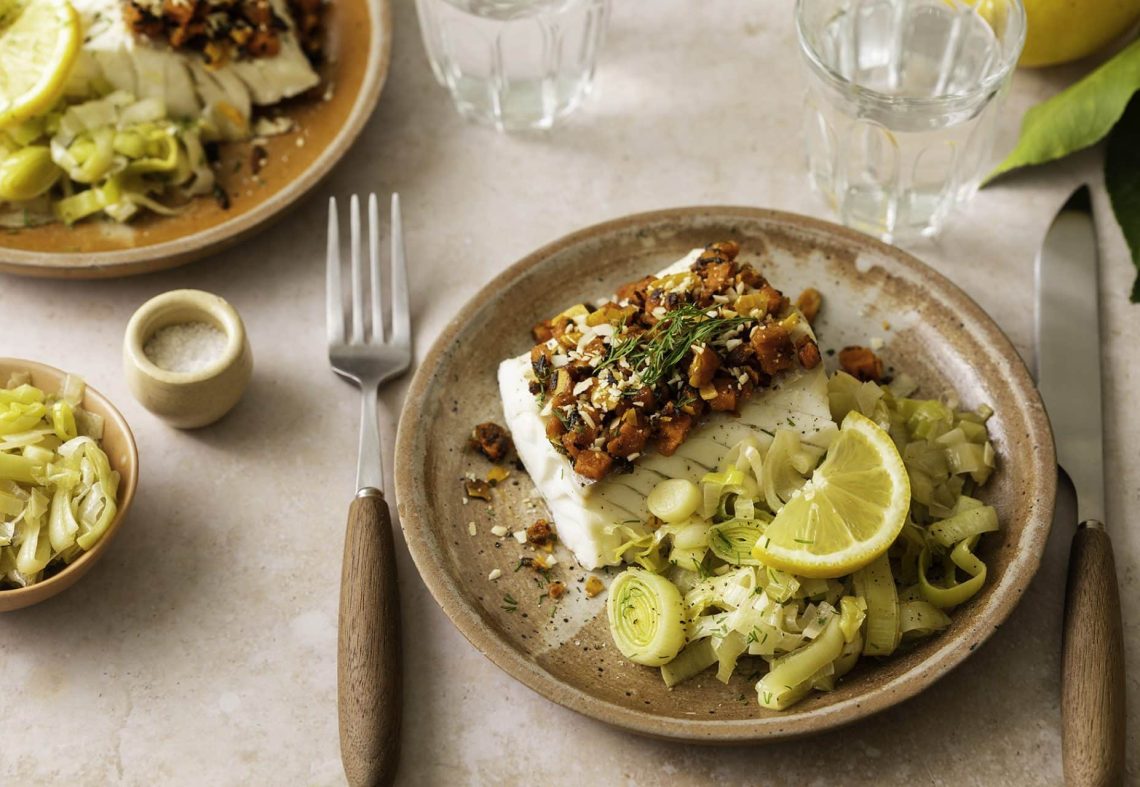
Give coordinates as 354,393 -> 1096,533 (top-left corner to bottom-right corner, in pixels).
123,290 -> 253,428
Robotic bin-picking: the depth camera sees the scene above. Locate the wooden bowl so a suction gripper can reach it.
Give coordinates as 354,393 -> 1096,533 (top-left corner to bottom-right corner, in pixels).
0,359 -> 139,612
0,0 -> 392,279
394,206 -> 1056,742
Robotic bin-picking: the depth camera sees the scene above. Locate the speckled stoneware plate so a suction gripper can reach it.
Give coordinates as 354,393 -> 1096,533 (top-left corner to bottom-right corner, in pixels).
0,0 -> 391,279
394,207 -> 1056,742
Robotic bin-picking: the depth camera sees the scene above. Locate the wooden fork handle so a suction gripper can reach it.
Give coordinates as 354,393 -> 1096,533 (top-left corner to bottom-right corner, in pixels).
1062,522 -> 1126,787
338,490 -> 401,787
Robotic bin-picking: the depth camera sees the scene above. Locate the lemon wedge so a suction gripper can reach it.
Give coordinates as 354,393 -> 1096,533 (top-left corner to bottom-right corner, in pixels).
0,0 -> 80,129
753,411 -> 910,578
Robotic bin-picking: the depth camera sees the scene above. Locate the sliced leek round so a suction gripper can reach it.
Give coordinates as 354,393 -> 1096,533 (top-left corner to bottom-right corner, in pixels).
708,519 -> 765,565
647,478 -> 701,523
606,568 -> 687,667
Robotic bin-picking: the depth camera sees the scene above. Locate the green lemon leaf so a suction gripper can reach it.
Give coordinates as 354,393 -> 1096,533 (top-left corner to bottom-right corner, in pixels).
985,38 -> 1140,184
1105,95 -> 1140,303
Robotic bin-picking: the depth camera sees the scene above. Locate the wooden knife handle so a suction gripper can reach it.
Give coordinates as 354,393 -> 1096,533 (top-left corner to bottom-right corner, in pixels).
1062,522 -> 1126,787
338,490 -> 401,787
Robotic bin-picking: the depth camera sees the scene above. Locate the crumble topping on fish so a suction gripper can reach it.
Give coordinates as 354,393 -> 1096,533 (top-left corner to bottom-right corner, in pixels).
66,0 -> 322,140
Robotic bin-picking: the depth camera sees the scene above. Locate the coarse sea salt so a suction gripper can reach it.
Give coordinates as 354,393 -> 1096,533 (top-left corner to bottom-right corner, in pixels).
144,322 -> 227,373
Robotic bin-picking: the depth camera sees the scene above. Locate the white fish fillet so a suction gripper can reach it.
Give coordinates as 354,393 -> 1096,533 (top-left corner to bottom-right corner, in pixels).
66,0 -> 319,139
498,251 -> 837,569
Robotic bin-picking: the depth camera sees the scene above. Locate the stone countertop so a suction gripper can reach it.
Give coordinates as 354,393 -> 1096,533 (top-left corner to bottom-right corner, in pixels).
2,2 -> 1138,785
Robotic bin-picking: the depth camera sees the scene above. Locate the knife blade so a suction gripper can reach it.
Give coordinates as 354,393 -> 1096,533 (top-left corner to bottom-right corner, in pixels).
1035,185 -> 1125,787
1036,186 -> 1105,523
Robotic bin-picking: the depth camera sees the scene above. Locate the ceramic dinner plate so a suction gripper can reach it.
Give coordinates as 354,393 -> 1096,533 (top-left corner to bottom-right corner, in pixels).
394,207 -> 1056,742
0,0 -> 391,279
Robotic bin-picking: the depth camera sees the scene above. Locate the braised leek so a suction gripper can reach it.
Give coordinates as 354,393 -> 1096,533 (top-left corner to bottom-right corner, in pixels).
606,568 -> 687,666
0,375 -> 119,589
600,370 -> 1003,713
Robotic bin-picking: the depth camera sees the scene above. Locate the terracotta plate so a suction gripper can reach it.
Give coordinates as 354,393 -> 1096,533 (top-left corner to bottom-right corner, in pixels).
0,0 -> 391,279
395,207 -> 1056,742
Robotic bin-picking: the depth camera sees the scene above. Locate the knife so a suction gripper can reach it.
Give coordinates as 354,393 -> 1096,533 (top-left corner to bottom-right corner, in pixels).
1035,186 -> 1126,787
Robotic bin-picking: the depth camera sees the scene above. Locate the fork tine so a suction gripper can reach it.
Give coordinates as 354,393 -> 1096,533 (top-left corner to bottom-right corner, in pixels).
326,197 -> 345,345
368,193 -> 384,342
390,193 -> 410,346
349,194 -> 366,343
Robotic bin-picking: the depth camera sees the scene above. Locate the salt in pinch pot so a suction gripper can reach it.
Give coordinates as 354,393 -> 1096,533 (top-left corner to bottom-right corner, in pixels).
123,289 -> 253,428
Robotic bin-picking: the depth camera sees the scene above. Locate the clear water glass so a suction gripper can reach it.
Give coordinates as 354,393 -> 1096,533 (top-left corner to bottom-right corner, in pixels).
796,0 -> 1026,242
415,0 -> 610,131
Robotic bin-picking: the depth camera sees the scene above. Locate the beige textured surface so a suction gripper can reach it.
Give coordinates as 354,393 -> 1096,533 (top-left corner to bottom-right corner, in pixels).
1,2 -> 1137,784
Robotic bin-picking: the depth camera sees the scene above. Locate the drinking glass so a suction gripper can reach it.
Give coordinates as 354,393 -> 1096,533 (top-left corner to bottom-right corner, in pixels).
796,0 -> 1026,242
415,0 -> 610,131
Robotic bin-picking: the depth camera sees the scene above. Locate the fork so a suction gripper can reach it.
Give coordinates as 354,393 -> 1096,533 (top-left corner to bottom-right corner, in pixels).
327,193 -> 411,787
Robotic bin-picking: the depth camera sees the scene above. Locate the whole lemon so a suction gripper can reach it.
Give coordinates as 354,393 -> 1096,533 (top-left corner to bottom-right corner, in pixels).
1019,0 -> 1140,67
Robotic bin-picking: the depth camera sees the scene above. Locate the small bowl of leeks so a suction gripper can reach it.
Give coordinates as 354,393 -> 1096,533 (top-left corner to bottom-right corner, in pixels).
0,359 -> 138,612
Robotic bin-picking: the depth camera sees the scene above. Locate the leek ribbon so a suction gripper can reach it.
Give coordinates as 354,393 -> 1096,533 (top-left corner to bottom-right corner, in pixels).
756,613 -> 844,710
918,534 -> 987,609
853,553 -> 900,656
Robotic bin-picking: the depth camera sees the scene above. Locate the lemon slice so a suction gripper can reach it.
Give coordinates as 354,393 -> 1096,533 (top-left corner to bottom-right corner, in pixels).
0,0 -> 80,129
753,411 -> 910,578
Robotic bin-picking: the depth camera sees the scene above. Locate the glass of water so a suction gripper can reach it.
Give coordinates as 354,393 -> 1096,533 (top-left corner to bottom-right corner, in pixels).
796,0 -> 1026,242
415,0 -> 610,131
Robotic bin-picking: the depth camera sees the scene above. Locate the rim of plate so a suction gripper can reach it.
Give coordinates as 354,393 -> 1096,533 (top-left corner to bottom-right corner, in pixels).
0,0 -> 391,278
394,206 -> 1056,742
